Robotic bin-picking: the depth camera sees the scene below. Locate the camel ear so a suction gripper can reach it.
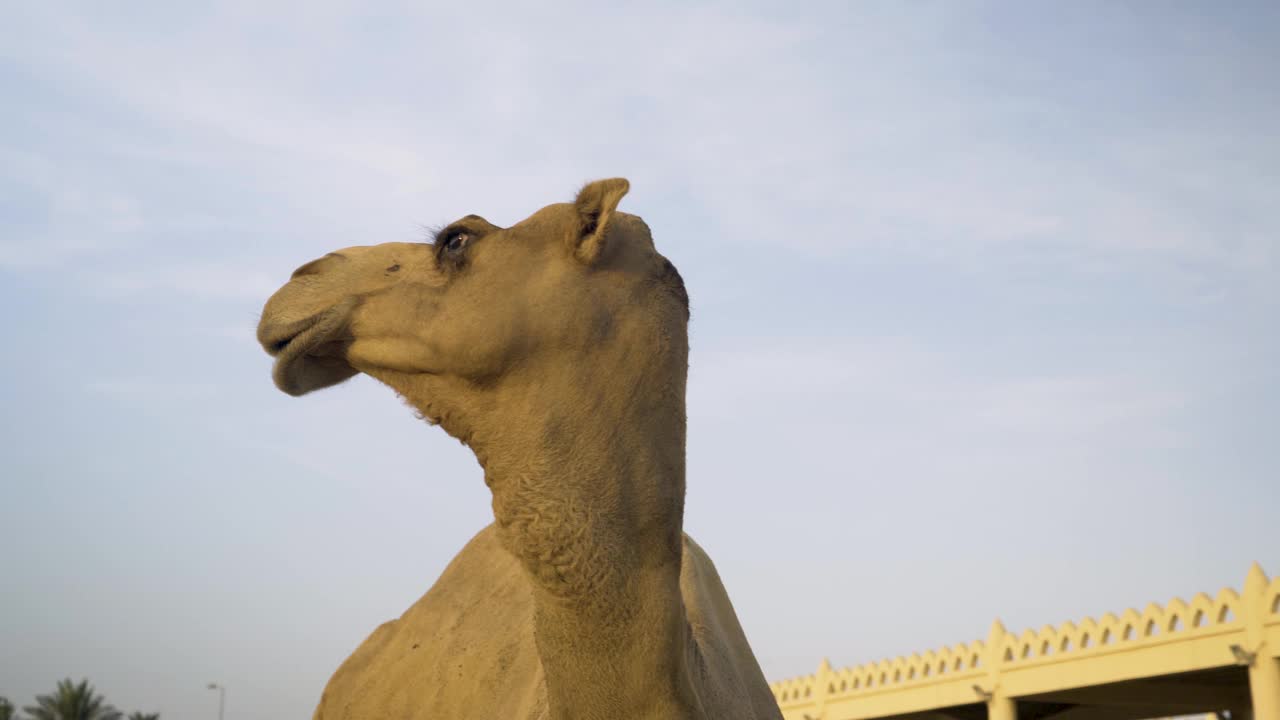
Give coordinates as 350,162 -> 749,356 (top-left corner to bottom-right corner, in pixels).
572,178 -> 630,265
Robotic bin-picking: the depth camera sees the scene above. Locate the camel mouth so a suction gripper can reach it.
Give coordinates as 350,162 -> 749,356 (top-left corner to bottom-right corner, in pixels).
259,304 -> 358,396
258,315 -> 322,356
260,319 -> 317,358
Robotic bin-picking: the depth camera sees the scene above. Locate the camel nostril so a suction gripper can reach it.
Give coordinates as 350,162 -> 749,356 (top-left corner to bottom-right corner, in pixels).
291,264 -> 321,279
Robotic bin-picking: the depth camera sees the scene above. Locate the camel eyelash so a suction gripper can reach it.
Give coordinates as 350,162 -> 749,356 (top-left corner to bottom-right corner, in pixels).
433,228 -> 476,270
430,225 -> 455,244
434,224 -> 478,243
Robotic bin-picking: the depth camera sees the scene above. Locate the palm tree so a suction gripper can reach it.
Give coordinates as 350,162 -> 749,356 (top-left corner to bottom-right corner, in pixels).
0,696 -> 17,720
127,714 -> 158,720
23,679 -> 120,720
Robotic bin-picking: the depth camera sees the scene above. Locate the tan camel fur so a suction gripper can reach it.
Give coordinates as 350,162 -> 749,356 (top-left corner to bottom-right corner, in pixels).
257,179 -> 782,720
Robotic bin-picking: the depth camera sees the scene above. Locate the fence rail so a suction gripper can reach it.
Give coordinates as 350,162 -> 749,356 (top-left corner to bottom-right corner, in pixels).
771,563 -> 1280,720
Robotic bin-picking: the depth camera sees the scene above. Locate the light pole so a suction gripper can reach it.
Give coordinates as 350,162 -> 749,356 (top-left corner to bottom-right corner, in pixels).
206,683 -> 225,720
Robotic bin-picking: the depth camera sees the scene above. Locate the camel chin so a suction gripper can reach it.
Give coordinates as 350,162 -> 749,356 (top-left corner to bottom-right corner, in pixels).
273,352 -> 357,396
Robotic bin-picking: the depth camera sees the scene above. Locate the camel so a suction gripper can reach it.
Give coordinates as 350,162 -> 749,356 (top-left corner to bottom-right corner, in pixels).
256,179 -> 783,720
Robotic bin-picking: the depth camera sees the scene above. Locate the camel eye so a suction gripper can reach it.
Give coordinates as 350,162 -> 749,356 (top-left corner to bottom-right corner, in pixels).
444,232 -> 470,253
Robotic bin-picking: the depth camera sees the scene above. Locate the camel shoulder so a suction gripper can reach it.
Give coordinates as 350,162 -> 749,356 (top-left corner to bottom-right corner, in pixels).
314,524 -> 546,719
681,534 -> 784,720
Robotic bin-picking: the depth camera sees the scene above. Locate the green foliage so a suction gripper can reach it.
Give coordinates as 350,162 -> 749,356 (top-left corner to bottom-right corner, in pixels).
23,679 -> 121,720
1,696 -> 17,720
127,714 -> 159,720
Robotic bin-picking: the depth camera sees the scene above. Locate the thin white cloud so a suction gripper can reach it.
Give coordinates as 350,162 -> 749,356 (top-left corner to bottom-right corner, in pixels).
0,147 -> 146,268
6,1 -> 1277,283
689,337 -> 1188,450
86,377 -> 218,400
79,260 -> 280,301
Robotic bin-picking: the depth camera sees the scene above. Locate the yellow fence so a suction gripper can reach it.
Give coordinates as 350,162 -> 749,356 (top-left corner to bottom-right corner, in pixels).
771,563 -> 1280,719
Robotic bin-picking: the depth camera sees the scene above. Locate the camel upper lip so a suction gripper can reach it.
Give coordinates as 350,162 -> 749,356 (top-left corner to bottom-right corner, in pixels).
259,316 -> 320,357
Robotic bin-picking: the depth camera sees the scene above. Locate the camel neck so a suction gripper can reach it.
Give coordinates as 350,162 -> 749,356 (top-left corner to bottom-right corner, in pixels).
468,358 -> 702,718
476,355 -> 688,571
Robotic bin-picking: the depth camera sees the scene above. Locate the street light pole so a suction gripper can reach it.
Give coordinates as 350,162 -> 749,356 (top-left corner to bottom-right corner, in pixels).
206,683 -> 225,720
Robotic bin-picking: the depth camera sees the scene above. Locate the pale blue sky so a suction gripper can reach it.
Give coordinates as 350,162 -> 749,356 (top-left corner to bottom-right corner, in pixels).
2,2 -> 1277,718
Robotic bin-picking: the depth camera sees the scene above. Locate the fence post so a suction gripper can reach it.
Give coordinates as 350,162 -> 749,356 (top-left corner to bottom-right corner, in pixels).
1243,563 -> 1279,720
812,657 -> 832,718
984,619 -> 1017,720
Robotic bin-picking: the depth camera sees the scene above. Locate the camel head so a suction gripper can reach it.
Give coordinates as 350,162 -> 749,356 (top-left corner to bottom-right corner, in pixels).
257,178 -> 689,446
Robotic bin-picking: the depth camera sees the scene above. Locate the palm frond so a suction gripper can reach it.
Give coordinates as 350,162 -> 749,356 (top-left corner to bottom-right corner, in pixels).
23,678 -> 121,720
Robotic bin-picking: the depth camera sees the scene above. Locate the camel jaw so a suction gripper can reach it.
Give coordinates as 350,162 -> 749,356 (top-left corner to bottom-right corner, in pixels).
258,305 -> 358,396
